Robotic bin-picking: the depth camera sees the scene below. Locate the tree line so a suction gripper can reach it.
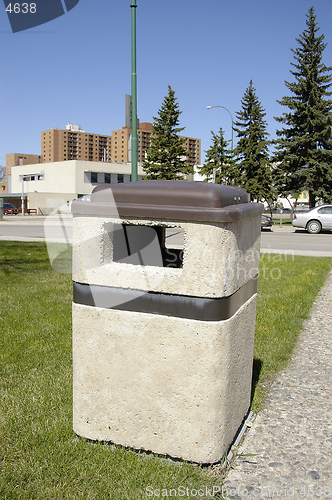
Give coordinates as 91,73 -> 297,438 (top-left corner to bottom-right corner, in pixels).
142,7 -> 332,209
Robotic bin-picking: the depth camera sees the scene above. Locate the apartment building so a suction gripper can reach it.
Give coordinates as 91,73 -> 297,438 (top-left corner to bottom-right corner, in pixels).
110,122 -> 153,164
41,123 -> 201,167
41,124 -> 112,163
111,122 -> 201,168
181,136 -> 201,169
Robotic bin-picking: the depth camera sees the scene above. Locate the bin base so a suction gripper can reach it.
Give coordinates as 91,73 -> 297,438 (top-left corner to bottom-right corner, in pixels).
73,294 -> 257,464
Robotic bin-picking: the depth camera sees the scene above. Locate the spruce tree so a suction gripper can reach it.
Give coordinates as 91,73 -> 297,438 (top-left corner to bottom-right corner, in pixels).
198,128 -> 238,184
143,85 -> 194,180
233,80 -> 274,203
274,6 -> 332,208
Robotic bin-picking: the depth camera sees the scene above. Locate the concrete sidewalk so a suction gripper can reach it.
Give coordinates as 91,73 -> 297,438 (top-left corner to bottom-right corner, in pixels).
223,269 -> 332,499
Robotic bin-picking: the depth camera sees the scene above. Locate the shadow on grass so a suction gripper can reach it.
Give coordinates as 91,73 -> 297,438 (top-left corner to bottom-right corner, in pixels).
251,358 -> 263,404
0,241 -> 51,274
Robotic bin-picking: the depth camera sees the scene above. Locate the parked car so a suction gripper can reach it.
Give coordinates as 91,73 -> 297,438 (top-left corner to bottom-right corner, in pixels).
261,214 -> 274,230
3,203 -> 20,215
292,205 -> 332,234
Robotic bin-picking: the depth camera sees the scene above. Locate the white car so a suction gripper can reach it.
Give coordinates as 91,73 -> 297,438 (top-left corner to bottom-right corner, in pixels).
292,205 -> 332,234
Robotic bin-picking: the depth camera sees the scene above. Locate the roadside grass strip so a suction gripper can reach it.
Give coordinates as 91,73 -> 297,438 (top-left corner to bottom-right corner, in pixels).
0,241 -> 331,499
252,251 -> 332,412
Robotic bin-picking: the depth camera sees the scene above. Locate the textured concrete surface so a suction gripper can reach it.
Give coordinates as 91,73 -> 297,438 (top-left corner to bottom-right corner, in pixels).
72,212 -> 261,463
73,295 -> 257,464
72,214 -> 261,297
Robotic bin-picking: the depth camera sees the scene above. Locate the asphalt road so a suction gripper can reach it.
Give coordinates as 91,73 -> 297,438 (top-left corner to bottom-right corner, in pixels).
260,225 -> 332,256
0,216 -> 331,257
0,216 -> 72,242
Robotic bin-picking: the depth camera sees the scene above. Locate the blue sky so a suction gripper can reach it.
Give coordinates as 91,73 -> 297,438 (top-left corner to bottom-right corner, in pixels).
1,0 -> 332,167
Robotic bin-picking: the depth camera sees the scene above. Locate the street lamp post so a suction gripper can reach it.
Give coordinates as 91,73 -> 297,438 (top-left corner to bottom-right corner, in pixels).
207,105 -> 234,151
130,0 -> 138,182
21,175 -> 28,216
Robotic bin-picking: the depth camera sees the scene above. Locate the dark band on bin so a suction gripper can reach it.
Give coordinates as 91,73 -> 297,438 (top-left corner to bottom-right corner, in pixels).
73,277 -> 258,322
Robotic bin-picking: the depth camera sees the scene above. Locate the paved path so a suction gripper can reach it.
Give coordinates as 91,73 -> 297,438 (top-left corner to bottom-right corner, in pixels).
223,269 -> 332,499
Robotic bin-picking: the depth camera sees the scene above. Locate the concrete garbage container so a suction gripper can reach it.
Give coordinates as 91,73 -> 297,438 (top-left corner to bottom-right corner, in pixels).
71,180 -> 263,463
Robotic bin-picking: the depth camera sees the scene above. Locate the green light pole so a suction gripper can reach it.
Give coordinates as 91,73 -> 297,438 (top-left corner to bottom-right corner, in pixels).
130,0 -> 138,181
207,105 -> 234,151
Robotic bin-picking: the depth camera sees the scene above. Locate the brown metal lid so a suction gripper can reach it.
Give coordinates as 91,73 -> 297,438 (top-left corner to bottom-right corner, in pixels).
72,181 -> 263,222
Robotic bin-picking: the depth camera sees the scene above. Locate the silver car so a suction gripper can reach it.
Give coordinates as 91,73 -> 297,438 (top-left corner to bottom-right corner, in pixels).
292,205 -> 332,234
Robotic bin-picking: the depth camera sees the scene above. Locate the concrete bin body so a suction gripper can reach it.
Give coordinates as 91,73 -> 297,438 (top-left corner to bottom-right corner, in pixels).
71,180 -> 263,463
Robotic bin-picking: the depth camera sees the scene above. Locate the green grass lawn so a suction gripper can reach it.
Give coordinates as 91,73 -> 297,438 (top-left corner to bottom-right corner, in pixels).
0,241 -> 331,499
252,252 -> 332,411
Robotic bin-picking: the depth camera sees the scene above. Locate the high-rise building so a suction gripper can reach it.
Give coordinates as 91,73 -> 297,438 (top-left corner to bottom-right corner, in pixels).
181,136 -> 201,169
110,122 -> 153,164
41,124 -> 113,163
41,123 -> 201,167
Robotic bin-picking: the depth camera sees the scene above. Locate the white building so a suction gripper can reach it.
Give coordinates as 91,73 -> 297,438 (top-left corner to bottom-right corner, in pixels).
10,160 -> 144,214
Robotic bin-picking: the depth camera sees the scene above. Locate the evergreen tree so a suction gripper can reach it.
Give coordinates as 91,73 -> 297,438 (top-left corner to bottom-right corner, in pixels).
274,6 -> 332,208
198,128 -> 238,184
233,80 -> 274,203
143,85 -> 194,180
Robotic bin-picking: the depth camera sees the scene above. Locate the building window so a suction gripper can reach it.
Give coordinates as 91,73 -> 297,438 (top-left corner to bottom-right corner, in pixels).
118,174 -> 124,183
20,173 -> 44,182
85,171 -> 114,184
